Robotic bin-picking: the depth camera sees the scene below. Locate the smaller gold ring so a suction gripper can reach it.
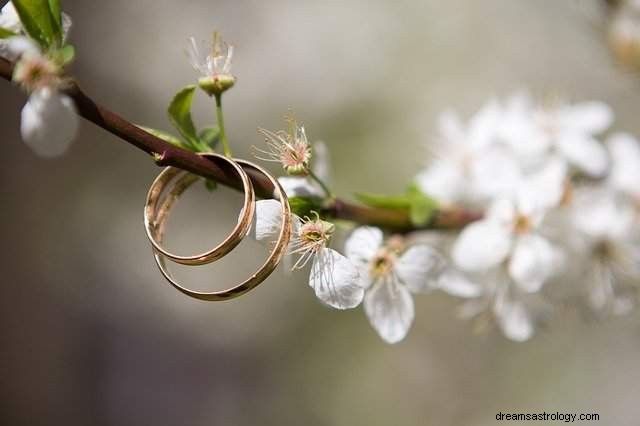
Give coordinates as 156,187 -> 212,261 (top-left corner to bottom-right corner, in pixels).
143,153 -> 255,266
151,160 -> 292,301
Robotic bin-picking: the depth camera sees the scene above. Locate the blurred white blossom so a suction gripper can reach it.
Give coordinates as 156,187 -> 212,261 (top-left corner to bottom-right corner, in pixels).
20,87 -> 78,157
8,36 -> 77,157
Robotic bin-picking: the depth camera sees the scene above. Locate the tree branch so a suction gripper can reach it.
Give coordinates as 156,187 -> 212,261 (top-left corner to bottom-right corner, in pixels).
0,57 -> 481,232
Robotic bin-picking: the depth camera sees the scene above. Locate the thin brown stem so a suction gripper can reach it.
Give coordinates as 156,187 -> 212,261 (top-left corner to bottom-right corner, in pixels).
0,57 -> 481,232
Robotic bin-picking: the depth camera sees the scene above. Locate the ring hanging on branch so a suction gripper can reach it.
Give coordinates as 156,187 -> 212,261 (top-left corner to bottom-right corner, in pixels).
144,153 -> 256,266
148,158 -> 292,301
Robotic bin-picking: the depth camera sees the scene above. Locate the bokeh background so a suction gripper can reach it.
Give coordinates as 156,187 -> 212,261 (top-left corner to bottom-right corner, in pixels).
2,0 -> 640,424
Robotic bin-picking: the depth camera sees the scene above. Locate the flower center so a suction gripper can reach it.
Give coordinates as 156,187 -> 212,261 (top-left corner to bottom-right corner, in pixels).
513,213 -> 531,234
369,249 -> 396,278
299,219 -> 333,248
14,57 -> 60,91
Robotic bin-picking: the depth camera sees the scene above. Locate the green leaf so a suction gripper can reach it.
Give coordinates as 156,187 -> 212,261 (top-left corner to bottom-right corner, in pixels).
199,126 -> 220,150
49,43 -> 74,65
289,196 -> 324,218
11,0 -> 60,48
0,27 -> 17,39
356,184 -> 438,227
138,125 -> 190,150
204,179 -> 218,191
47,0 -> 62,33
406,184 -> 438,226
355,192 -> 411,209
167,85 -> 200,149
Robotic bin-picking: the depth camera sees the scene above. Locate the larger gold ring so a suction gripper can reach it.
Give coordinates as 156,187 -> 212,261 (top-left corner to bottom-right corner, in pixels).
144,153 -> 255,266
150,159 -> 292,301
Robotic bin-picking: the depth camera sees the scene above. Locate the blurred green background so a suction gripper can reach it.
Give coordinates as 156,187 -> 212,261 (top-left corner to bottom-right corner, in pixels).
1,0 -> 640,425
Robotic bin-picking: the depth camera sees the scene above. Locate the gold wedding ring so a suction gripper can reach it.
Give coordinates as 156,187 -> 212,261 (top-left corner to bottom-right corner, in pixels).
144,153 -> 255,266
145,156 -> 292,301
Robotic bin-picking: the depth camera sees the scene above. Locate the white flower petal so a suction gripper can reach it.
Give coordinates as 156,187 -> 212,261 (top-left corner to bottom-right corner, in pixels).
558,101 -> 613,134
344,226 -> 383,265
395,245 -> 446,293
467,99 -> 502,149
309,248 -> 364,309
486,198 -> 516,225
414,160 -> 467,204
470,146 -> 523,200
5,36 -> 40,60
555,132 -> 608,177
364,279 -> 414,344
516,156 -> 567,213
21,89 -> 78,157
253,199 -> 284,241
494,299 -> 534,342
0,3 -> 22,33
438,269 -> 482,298
508,234 -> 558,293
278,176 -> 323,198
572,190 -> 635,241
452,221 -> 512,271
608,133 -> 640,198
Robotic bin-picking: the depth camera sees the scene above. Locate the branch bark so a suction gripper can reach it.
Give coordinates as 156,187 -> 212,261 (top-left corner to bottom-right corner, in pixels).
0,57 -> 481,232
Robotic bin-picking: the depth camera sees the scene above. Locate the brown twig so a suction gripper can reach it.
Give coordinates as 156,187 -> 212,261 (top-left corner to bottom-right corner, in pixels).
0,57 -> 481,232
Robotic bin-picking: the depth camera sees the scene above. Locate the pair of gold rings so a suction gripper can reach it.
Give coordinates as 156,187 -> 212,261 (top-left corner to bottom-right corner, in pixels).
143,153 -> 292,301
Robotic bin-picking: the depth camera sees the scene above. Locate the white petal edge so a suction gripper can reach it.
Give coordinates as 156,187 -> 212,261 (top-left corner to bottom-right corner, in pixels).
309,248 -> 364,310
494,298 -> 534,342
452,221 -> 512,271
438,269 -> 482,298
21,89 -> 78,157
508,234 -> 558,293
556,132 -> 609,177
253,199 -> 283,241
395,245 -> 446,293
364,279 -> 414,344
344,226 -> 383,265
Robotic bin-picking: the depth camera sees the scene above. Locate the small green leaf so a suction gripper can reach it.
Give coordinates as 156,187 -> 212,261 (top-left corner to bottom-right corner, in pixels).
138,125 -> 190,150
167,85 -> 200,149
356,184 -> 438,227
355,192 -> 411,209
406,184 -> 438,226
408,196 -> 437,226
0,27 -> 17,39
50,43 -> 74,65
199,126 -> 220,150
204,179 -> 218,191
47,0 -> 62,33
11,0 -> 60,48
289,196 -> 324,218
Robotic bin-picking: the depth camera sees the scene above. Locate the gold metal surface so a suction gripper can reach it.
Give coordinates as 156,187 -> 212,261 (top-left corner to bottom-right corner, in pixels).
146,157 -> 292,301
143,153 -> 255,266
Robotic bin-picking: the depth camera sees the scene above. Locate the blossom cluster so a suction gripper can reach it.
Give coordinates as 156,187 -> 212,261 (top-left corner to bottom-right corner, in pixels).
257,94 -> 640,344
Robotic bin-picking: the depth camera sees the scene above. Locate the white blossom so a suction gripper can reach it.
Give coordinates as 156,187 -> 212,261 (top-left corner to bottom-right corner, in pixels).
532,100 -> 612,177
7,36 -> 78,157
452,158 -> 566,293
571,188 -> 639,315
344,227 -> 458,343
20,87 -> 78,157
254,200 -> 363,309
